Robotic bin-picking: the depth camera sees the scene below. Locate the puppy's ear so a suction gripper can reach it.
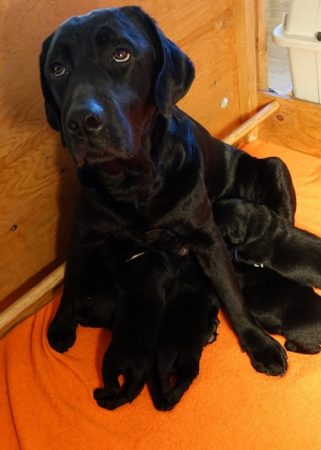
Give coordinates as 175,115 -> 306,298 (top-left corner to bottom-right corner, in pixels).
122,7 -> 195,117
39,34 -> 61,132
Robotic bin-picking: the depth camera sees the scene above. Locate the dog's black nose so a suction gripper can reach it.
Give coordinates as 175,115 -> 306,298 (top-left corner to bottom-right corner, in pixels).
67,101 -> 105,134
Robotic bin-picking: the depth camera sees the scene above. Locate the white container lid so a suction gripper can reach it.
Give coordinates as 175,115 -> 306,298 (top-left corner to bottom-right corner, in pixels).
273,13 -> 321,51
286,0 -> 321,37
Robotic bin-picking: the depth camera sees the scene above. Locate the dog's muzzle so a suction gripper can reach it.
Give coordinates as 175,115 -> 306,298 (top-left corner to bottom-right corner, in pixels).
66,100 -> 105,136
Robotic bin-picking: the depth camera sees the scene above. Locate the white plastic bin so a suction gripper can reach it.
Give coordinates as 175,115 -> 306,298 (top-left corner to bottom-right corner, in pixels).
273,0 -> 321,103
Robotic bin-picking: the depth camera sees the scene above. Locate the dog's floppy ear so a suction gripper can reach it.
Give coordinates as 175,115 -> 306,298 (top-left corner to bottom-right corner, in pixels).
39,33 -> 61,131
153,32 -> 195,117
122,7 -> 195,117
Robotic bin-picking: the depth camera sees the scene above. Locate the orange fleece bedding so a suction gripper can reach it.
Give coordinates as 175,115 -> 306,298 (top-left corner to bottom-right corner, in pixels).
2,140 -> 321,450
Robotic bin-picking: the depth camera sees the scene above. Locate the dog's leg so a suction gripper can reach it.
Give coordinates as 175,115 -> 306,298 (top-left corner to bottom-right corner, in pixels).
94,298 -> 163,410
149,256 -> 219,410
214,199 -> 321,288
94,252 -> 171,410
188,221 -> 287,376
235,262 -> 321,354
48,256 -> 80,353
48,225 -> 107,353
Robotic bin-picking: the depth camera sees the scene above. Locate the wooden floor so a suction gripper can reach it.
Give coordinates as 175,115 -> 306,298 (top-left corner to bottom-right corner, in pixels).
268,0 -> 292,93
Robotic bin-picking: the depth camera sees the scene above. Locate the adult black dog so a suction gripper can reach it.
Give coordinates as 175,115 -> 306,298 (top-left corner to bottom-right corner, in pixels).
39,6 -> 300,408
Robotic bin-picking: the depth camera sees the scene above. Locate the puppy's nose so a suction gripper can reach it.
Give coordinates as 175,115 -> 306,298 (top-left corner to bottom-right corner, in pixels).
67,101 -> 105,134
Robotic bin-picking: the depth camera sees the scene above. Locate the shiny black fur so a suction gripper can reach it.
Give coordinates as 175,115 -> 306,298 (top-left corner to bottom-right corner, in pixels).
39,6 -> 321,410
235,262 -> 321,355
214,199 -> 321,288
213,199 -> 321,354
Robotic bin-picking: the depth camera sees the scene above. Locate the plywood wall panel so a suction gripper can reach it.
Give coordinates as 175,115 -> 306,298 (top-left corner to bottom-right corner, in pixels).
0,0 -> 256,308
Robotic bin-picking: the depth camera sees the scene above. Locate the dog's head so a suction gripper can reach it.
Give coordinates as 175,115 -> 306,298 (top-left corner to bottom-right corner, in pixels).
40,7 -> 194,166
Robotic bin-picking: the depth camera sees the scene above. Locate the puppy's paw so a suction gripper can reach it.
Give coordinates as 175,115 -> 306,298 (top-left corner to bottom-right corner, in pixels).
213,201 -> 247,245
285,338 -> 321,354
47,320 -> 76,353
94,375 -> 145,410
149,347 -> 200,411
94,346 -> 149,410
93,384 -> 131,411
283,291 -> 321,355
242,329 -> 287,376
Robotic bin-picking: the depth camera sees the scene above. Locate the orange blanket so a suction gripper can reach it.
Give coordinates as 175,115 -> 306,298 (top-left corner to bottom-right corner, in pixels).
2,140 -> 321,450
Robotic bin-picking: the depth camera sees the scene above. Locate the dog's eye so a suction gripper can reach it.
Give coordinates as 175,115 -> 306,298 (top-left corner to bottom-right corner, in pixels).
112,48 -> 131,63
51,63 -> 66,77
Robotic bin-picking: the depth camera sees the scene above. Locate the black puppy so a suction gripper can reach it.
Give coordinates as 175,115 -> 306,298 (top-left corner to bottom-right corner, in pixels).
235,262 -> 321,355
93,245 -> 184,410
151,198 -> 321,409
39,7 -> 301,408
95,243 -> 219,411
104,249 -> 218,411
214,199 -> 321,288
63,232 -> 219,410
148,253 -> 219,411
214,199 -> 321,354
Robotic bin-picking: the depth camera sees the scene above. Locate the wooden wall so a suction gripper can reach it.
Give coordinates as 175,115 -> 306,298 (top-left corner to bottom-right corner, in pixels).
258,91 -> 321,158
0,0 -> 258,310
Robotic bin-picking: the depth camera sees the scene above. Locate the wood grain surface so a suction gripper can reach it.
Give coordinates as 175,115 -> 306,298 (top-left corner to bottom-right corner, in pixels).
256,0 -> 268,90
258,91 -> 321,158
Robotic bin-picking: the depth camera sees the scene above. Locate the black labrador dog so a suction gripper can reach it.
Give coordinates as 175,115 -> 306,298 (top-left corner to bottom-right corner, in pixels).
39,6 -> 321,409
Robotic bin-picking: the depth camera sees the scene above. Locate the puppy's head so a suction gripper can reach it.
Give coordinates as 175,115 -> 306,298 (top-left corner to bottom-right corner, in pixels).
40,7 -> 194,166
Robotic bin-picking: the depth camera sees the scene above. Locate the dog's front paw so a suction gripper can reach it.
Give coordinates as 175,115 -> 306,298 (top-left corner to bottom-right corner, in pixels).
242,329 -> 287,376
47,319 -> 76,353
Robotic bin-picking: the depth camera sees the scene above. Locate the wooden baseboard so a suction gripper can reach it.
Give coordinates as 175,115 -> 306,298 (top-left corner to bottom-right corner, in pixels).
0,264 -> 64,338
223,100 -> 280,145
